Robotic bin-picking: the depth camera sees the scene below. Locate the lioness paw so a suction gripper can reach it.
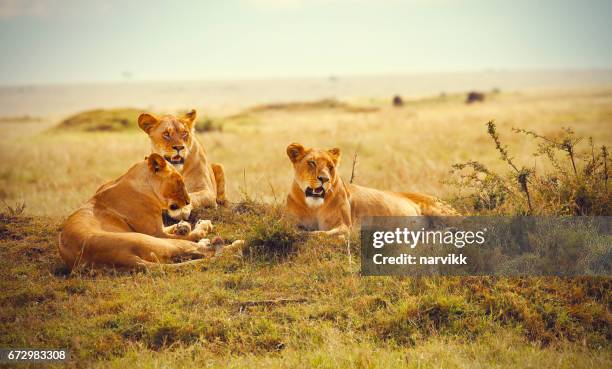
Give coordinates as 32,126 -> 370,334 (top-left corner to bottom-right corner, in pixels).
229,239 -> 245,249
197,238 -> 213,251
194,219 -> 213,233
226,240 -> 245,256
174,221 -> 192,235
216,239 -> 245,257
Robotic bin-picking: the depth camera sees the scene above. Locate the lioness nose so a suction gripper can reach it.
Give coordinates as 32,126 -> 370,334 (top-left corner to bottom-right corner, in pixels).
172,145 -> 184,152
169,204 -> 179,210
318,175 -> 329,183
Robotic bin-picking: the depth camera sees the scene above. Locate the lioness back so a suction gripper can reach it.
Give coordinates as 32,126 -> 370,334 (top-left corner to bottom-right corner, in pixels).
348,184 -> 421,220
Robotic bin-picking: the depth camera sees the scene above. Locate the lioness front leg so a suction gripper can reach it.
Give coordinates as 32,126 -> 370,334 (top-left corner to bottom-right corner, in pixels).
314,207 -> 351,238
189,189 -> 218,210
211,163 -> 227,206
143,238 -> 216,264
313,224 -> 350,238
160,220 -> 213,242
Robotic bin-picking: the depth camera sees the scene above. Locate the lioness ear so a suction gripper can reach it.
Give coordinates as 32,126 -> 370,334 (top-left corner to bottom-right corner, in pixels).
183,109 -> 197,130
138,113 -> 159,134
287,143 -> 306,163
147,153 -> 167,174
328,147 -> 341,165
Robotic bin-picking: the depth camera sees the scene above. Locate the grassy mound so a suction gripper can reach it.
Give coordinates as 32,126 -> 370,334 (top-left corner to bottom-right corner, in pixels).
55,108 -> 143,132
249,98 -> 379,113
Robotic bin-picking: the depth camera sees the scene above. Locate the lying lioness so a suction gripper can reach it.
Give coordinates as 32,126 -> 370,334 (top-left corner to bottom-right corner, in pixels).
285,143 -> 458,235
138,109 -> 226,220
58,154 -> 215,270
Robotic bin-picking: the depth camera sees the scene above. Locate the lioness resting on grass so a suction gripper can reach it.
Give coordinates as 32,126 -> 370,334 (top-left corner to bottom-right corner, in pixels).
285,143 -> 459,236
58,154 -> 216,270
138,109 -> 226,220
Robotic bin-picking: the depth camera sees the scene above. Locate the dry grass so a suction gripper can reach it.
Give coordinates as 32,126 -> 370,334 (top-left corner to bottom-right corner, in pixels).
2,89 -> 611,217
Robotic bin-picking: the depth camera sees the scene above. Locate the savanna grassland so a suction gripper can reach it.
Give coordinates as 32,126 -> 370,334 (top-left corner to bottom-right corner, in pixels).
0,89 -> 611,368
1,89 -> 612,215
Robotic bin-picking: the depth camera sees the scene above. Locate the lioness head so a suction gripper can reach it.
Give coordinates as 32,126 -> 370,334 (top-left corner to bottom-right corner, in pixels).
286,143 -> 341,208
147,153 -> 191,218
138,110 -> 197,172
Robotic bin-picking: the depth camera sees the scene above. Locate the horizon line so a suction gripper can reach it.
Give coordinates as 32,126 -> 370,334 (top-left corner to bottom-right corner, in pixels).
2,68 -> 612,89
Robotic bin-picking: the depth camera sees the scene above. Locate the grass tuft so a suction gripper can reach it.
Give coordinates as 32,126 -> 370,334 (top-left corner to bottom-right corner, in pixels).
244,208 -> 304,260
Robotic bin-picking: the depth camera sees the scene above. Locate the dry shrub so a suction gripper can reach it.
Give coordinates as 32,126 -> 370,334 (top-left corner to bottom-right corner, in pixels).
194,118 -> 223,133
448,121 -> 610,215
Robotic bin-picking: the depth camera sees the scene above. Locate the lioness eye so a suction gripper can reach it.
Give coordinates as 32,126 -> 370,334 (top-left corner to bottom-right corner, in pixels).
182,131 -> 188,138
163,132 -> 170,140
308,160 -> 316,168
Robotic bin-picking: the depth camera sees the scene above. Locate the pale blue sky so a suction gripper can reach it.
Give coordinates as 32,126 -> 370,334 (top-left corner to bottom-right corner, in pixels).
0,0 -> 611,86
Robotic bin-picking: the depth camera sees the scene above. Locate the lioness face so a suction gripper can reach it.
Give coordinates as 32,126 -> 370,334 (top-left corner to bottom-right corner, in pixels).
286,143 -> 340,208
147,153 -> 191,218
138,110 -> 197,172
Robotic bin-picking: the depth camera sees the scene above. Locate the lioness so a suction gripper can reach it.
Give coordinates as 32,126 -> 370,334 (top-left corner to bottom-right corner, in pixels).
285,143 -> 458,235
138,109 -> 226,220
59,154 -> 215,270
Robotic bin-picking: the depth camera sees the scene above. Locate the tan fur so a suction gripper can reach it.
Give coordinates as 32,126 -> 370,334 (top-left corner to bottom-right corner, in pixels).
285,143 -> 459,236
58,154 -> 214,271
138,110 -> 227,220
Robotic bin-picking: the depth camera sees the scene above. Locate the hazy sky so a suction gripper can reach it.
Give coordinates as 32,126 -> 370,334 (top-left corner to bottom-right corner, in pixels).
0,0 -> 611,86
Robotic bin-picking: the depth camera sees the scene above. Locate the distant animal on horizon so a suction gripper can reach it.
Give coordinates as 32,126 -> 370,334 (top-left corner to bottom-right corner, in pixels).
284,143 -> 459,236
466,91 -> 485,104
58,154 -> 216,270
392,95 -> 404,107
138,109 -> 226,221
